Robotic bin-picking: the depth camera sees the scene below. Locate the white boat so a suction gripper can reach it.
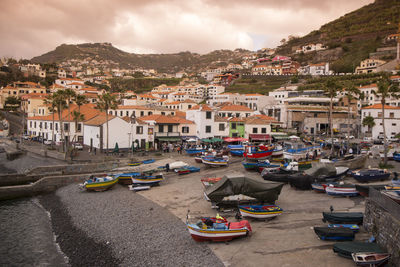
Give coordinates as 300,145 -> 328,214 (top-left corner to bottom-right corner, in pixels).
202,156 -> 229,167
283,142 -> 321,161
238,205 -> 283,219
169,161 -> 189,170
325,184 -> 359,197
271,145 -> 283,157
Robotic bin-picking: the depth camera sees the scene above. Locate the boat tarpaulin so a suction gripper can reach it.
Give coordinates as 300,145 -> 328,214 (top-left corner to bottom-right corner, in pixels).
333,242 -> 386,258
304,163 -> 336,177
205,174 -> 284,204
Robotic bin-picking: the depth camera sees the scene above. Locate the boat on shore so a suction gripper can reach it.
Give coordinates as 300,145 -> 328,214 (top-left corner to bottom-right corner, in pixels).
186,212 -> 252,242
200,177 -> 222,188
242,160 -> 280,171
271,145 -> 283,157
333,242 -> 386,259
352,252 -> 390,266
238,205 -> 283,219
202,156 -> 229,167
283,141 -> 321,161
314,227 -> 355,241
325,183 -> 359,197
328,224 -> 360,233
228,144 -> 245,157
322,212 -> 363,224
128,161 -> 142,166
243,145 -> 273,160
321,154 -> 367,170
118,172 -> 142,185
185,148 -> 205,156
81,175 -> 119,192
131,174 -> 164,186
141,159 -> 155,164
176,166 -> 200,175
350,169 -> 390,183
355,184 -> 387,197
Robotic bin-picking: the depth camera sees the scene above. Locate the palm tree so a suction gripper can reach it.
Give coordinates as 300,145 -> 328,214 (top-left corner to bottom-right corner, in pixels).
72,110 -> 85,143
373,73 -> 400,165
324,79 -> 340,154
52,90 -> 67,154
340,81 -> 361,148
43,94 -> 57,148
74,94 -> 88,113
63,88 -> 76,147
362,116 -> 375,136
95,93 -> 119,154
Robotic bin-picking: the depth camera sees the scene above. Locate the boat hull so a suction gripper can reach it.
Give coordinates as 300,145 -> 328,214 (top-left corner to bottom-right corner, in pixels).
202,158 -> 228,167
322,212 -> 363,224
84,178 -> 118,192
325,186 -> 359,197
187,225 -> 249,242
131,176 -> 163,185
230,150 -> 244,157
239,205 -> 283,219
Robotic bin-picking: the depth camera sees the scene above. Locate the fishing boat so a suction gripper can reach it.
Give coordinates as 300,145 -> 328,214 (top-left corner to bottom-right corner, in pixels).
334,242 -> 386,259
322,212 -> 363,224
238,205 -> 283,219
350,169 -> 390,183
242,160 -> 280,171
185,148 -> 205,155
194,156 -> 203,163
131,174 -> 164,186
128,161 -> 142,166
311,183 -> 326,193
328,224 -> 360,233
128,185 -> 151,191
81,175 -> 119,192
355,184 -> 387,197
186,216 -> 252,242
321,154 -> 367,170
283,141 -> 321,161
392,177 -> 400,186
228,144 -> 245,157
117,172 -> 142,185
176,166 -> 200,175
381,190 -> 400,204
313,227 -> 355,241
271,145 -> 283,157
384,185 -> 400,190
202,156 -> 229,167
141,159 -> 155,164
200,177 -> 222,188
243,145 -> 274,160
325,183 -> 359,197
352,252 -> 390,266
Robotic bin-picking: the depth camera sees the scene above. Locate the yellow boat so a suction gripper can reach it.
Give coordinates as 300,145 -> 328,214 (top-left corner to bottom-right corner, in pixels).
81,175 -> 119,192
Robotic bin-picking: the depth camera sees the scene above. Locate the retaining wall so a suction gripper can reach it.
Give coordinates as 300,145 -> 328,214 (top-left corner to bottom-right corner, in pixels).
364,189 -> 400,266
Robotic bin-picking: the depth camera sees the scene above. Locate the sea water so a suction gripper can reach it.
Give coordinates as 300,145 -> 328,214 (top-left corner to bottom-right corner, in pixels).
0,198 -> 69,266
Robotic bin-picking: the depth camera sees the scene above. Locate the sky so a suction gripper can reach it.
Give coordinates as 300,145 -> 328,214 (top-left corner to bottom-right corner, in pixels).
0,0 -> 374,59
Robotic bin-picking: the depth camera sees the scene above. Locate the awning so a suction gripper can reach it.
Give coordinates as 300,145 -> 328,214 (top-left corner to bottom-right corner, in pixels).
272,134 -> 290,140
157,137 -> 181,141
223,137 -> 248,142
249,134 -> 271,141
211,137 -> 224,142
201,138 -> 212,143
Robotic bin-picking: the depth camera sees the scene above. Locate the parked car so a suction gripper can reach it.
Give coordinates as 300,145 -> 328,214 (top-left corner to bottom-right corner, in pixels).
22,134 -> 30,140
43,139 -> 52,145
72,143 -> 83,150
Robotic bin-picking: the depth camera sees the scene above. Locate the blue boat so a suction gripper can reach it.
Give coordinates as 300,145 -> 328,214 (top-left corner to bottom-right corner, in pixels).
142,159 -> 155,164
118,172 -> 142,185
186,166 -> 201,172
328,224 -> 360,233
242,161 -> 280,171
228,144 -> 244,150
185,149 -> 205,155
314,227 -> 355,241
202,156 -> 229,167
230,150 -> 244,156
350,169 -> 390,183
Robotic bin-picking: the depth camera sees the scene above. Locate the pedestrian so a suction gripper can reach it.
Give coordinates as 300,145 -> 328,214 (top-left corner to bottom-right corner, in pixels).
349,147 -> 353,154
94,147 -> 97,155
165,163 -> 170,172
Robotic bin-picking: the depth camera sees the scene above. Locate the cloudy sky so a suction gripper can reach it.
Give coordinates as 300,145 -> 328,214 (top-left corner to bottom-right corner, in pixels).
0,0 -> 373,59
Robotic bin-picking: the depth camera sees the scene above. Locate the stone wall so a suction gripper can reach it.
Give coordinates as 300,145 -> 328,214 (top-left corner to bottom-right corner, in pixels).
364,192 -> 400,266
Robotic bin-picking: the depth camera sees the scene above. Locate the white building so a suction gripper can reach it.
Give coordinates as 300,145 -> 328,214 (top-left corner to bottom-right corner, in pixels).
359,84 -> 400,107
299,63 -> 330,75
186,104 -> 215,139
361,104 -> 400,139
83,115 -> 132,151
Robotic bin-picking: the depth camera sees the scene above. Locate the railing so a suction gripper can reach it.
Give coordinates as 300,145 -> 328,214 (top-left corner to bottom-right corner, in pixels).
369,187 -> 400,221
155,132 -> 180,137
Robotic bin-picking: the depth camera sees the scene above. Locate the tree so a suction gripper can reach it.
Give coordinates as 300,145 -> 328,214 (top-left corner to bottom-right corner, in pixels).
63,89 -> 76,148
74,94 -> 88,113
340,81 -> 361,147
72,110 -> 85,143
44,94 -> 57,148
52,91 -> 67,155
362,116 -> 375,135
95,93 -> 119,154
373,73 -> 400,165
324,79 -> 340,154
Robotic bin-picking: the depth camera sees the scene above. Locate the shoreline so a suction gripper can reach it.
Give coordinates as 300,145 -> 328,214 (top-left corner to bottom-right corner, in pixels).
38,193 -> 121,267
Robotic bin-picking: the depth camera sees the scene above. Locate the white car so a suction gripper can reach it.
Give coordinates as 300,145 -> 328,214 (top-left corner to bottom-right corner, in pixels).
72,143 -> 83,150
345,135 -> 355,139
43,139 -> 52,145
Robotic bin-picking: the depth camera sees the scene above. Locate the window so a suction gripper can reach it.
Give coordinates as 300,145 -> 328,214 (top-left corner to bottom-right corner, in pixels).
140,111 -> 144,116
50,123 -> 52,130
55,123 -> 58,131
34,122 -> 36,128
159,125 -> 164,132
77,123 -> 82,132
205,125 -> 211,133
206,111 -> 212,119
252,128 -> 258,134
120,111 -> 123,116
39,122 -> 42,129
64,123 -> 69,131
136,126 -> 143,134
182,126 -> 189,133
219,123 -> 225,131
231,123 -> 236,130
168,125 -> 173,132
126,111 -> 129,116
30,121 -> 32,127
392,123 -> 397,126
261,128 -> 266,134
228,113 -> 232,117
161,112 -> 165,115
44,122 -> 47,129
148,112 -> 152,115
378,112 -> 382,117
390,112 -> 394,118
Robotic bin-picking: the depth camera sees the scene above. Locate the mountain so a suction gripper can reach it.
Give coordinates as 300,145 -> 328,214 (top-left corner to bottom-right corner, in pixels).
276,0 -> 400,73
31,42 -> 250,73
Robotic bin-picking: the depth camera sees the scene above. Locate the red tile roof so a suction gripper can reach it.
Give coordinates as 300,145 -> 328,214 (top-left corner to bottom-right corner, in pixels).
139,114 -> 180,124
84,114 -> 116,126
362,104 -> 400,110
219,104 -> 252,112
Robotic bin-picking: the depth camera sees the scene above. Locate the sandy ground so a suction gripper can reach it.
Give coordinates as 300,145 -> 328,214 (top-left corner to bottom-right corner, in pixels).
133,154 -> 396,267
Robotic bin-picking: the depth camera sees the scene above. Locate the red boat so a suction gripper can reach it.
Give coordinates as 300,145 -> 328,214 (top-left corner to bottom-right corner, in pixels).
244,145 -> 273,160
201,177 -> 222,188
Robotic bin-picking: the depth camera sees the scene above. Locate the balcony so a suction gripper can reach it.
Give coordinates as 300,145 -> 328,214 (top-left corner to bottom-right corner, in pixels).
155,132 -> 180,137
